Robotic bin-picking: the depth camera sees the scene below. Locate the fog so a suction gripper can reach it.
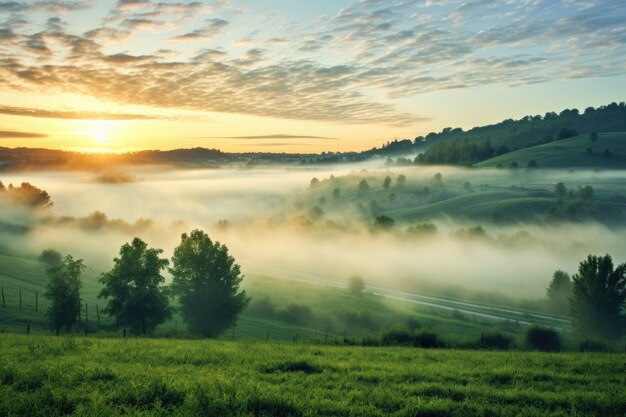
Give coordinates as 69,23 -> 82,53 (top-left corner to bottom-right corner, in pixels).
2,164 -> 626,300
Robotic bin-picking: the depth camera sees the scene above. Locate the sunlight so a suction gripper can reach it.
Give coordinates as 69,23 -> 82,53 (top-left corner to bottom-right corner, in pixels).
71,120 -> 120,144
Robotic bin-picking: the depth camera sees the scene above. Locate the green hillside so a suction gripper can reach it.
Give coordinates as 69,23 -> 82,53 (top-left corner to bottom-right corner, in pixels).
477,133 -> 626,168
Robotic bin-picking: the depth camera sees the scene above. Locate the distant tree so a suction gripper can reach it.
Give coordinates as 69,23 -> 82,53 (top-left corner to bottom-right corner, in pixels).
3,182 -> 53,208
38,249 -> 63,267
589,132 -> 598,142
318,196 -> 326,205
433,172 -> 443,184
383,176 -> 391,190
527,160 -> 538,168
396,174 -> 406,187
170,230 -> 250,337
332,188 -> 341,200
510,161 -> 519,169
554,182 -> 567,197
388,192 -> 397,203
546,270 -> 572,314
577,185 -> 593,199
99,238 -> 171,334
369,200 -> 383,216
557,127 -> 578,140
347,275 -> 365,295
310,177 -> 320,188
215,219 -> 230,231
570,254 -> 626,339
374,215 -> 394,230
357,179 -> 370,196
45,255 -> 85,332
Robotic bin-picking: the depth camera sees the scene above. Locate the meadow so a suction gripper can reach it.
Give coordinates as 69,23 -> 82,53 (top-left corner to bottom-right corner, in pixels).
0,334 -> 624,417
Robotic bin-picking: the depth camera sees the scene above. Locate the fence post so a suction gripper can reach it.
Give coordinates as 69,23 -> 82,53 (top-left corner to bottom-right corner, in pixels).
35,291 -> 38,312
266,329 -> 270,341
26,323 -> 30,335
1,287 -> 4,308
123,328 -> 126,338
84,328 -> 88,337
56,327 -> 59,336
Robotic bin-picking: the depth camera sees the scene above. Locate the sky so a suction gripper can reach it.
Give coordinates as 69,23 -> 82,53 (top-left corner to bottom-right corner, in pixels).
0,0 -> 624,153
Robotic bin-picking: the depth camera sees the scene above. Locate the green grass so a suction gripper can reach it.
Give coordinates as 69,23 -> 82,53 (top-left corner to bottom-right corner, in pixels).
0,334 -> 624,416
477,132 -> 626,168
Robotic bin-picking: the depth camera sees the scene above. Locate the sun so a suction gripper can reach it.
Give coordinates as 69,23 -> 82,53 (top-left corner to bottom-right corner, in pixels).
73,120 -> 118,144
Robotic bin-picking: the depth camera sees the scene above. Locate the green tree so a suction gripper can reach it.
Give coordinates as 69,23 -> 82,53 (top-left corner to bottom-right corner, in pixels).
332,188 -> 341,200
383,176 -> 391,190
570,254 -> 626,339
554,182 -> 567,197
39,249 -> 62,267
357,179 -> 370,196
170,230 -> 250,337
99,238 -> 171,334
396,174 -> 406,187
374,215 -> 394,230
44,255 -> 85,332
546,270 -> 572,314
310,177 -> 320,188
347,275 -> 365,295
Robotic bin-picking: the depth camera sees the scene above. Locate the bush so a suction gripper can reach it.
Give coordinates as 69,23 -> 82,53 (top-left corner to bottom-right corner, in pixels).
381,327 -> 414,346
479,331 -> 513,350
414,330 -> 443,348
526,326 -> 561,352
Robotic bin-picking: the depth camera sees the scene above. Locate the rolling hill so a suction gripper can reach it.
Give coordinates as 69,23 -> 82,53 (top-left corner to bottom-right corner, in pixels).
477,133 -> 626,168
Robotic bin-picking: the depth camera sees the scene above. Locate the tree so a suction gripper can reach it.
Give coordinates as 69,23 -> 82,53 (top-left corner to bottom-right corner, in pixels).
39,249 -> 62,267
546,270 -> 572,314
433,172 -> 443,184
357,179 -> 370,196
310,177 -> 320,188
44,255 -> 85,332
557,127 -> 578,140
347,275 -> 365,295
170,230 -> 250,337
554,182 -> 567,197
332,188 -> 340,200
570,255 -> 626,339
396,174 -> 406,187
383,176 -> 391,190
374,215 -> 394,230
527,160 -> 538,168
99,238 -> 171,334
589,132 -> 598,142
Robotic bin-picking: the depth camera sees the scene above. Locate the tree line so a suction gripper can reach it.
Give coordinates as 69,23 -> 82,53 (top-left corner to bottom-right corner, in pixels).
42,229 -> 249,337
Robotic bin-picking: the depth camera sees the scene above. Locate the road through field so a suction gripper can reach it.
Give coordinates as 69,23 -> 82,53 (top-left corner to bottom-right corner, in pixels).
244,262 -> 570,327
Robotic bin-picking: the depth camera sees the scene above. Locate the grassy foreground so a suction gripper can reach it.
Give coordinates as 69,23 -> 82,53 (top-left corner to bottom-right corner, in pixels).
1,335 -> 624,417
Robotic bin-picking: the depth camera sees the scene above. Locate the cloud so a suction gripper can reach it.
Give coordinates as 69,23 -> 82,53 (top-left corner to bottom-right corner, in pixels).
0,0 -> 624,127
0,105 -> 164,120
168,18 -> 228,42
190,134 -> 339,140
0,130 -> 47,138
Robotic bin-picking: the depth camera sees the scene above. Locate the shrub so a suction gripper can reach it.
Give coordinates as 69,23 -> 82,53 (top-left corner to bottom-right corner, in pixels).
414,330 -> 443,348
381,327 -> 414,346
526,326 -> 561,352
479,331 -> 513,350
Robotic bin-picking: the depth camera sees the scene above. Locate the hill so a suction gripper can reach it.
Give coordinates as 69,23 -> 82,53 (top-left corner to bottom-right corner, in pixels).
477,132 -> 626,168
1,335 -> 624,417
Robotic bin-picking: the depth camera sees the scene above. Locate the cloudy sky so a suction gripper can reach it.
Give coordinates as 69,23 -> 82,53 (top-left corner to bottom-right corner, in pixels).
0,0 -> 624,152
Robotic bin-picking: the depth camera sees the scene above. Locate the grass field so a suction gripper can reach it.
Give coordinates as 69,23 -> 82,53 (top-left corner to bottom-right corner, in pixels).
477,132 -> 626,168
0,334 -> 624,417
